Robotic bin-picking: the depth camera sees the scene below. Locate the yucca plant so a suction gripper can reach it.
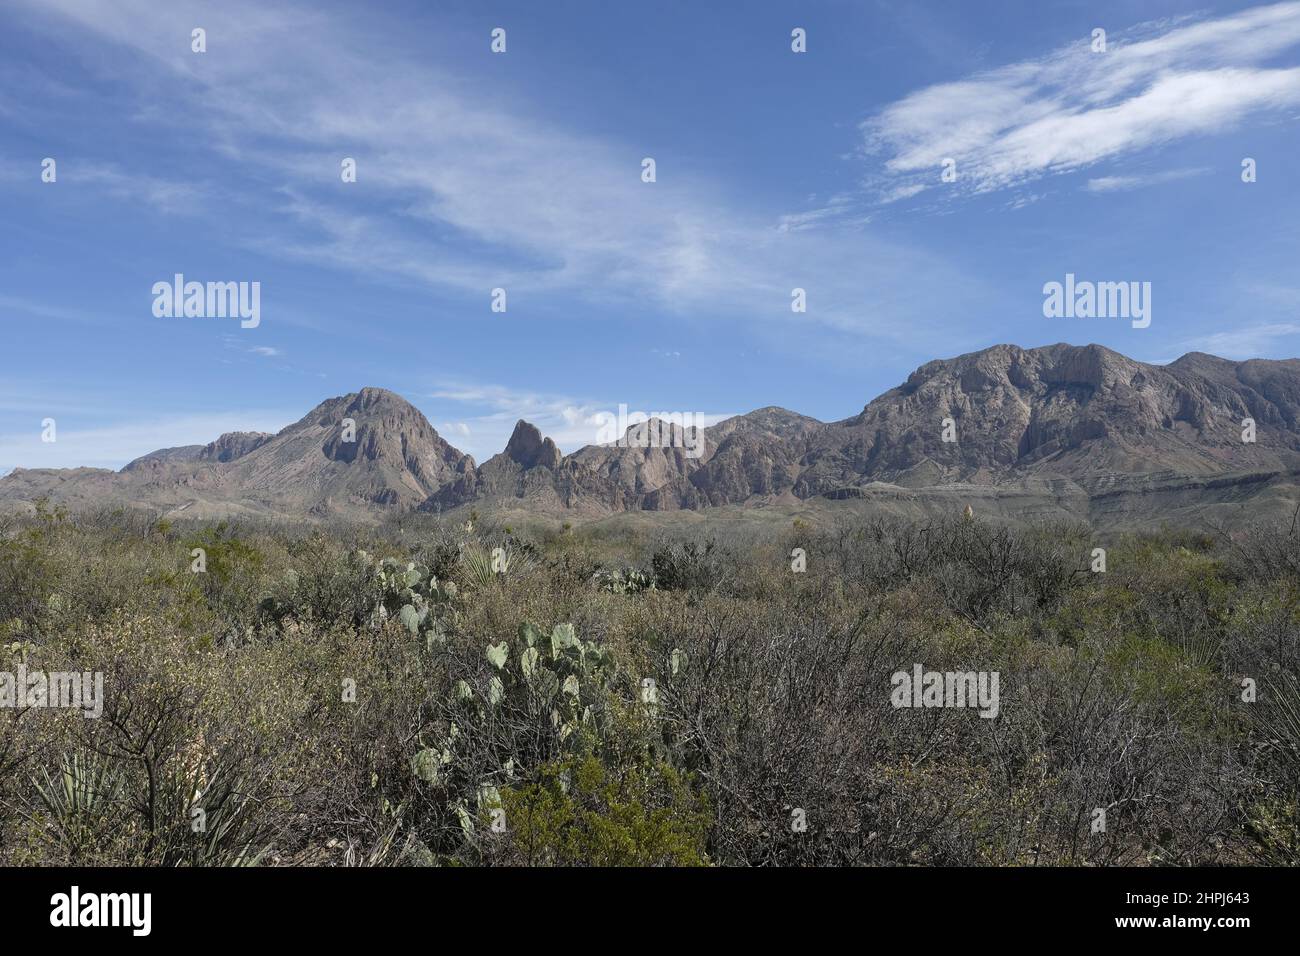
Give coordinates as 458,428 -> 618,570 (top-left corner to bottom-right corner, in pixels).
32,750 -> 127,863
1245,672 -> 1300,864
459,544 -> 536,590
459,545 -> 497,590
158,759 -> 274,867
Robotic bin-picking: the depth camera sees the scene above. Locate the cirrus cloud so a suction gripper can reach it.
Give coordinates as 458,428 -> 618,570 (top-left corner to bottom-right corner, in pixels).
862,2 -> 1300,200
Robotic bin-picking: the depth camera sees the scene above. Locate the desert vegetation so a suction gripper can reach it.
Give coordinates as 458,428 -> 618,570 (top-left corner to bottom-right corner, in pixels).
0,499 -> 1297,866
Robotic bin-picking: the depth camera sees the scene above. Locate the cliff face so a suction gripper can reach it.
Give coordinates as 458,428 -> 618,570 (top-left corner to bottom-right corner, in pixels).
796,343 -> 1300,497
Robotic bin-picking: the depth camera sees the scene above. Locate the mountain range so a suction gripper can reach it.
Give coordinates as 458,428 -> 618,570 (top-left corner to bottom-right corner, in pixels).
4,342 -> 1298,530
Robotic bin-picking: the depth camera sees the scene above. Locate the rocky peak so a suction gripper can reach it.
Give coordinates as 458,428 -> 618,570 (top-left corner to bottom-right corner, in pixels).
219,386 -> 476,509
316,388 -> 452,466
504,420 -> 562,470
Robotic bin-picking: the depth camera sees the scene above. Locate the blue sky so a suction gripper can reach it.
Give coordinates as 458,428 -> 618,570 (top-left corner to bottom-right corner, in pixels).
2,0 -> 1298,471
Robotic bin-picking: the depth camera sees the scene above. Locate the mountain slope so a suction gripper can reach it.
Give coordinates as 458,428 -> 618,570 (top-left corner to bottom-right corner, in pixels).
2,345 -> 1298,528
1,387 -> 475,519
219,387 -> 474,511
796,343 -> 1300,497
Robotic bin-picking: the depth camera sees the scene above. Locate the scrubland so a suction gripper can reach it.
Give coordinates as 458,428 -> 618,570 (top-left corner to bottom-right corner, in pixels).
1,500 -> 1296,866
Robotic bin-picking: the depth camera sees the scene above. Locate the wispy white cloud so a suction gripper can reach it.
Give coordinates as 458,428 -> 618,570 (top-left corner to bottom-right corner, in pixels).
76,162 -> 209,214
0,294 -> 136,328
1004,191 -> 1047,210
221,336 -> 283,361
776,193 -> 868,232
1085,166 -> 1210,192
0,411 -> 295,472
12,0 -> 988,344
1179,322 -> 1300,359
862,3 -> 1300,201
0,154 -> 209,213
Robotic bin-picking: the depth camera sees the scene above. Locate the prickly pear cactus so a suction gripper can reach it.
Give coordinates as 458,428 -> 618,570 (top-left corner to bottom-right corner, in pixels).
409,621 -> 620,850
361,554 -> 460,648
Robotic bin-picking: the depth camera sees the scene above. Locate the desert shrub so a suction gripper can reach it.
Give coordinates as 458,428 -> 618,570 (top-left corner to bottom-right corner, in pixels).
495,754 -> 709,866
649,539 -> 726,592
181,523 -> 268,639
0,508 -> 1290,866
257,540 -> 378,630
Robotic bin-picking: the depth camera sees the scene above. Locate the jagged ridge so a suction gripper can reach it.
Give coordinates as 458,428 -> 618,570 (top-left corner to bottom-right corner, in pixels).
3,345 -> 1299,526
